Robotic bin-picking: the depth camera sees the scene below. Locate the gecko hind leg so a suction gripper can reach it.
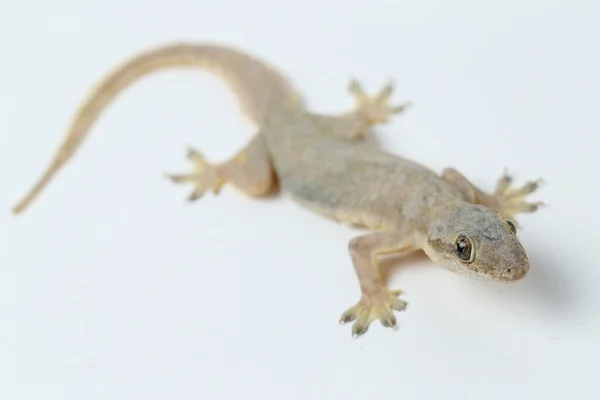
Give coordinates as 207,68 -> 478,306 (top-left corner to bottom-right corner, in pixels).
166,147 -> 224,201
348,79 -> 412,124
166,134 -> 275,201
306,79 -> 412,141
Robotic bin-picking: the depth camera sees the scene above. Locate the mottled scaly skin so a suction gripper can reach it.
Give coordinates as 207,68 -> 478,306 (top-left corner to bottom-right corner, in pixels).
264,117 -> 465,231
11,42 -> 544,337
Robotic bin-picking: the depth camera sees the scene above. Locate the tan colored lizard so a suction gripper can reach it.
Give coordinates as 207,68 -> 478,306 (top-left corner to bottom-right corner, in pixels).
11,43 -> 544,337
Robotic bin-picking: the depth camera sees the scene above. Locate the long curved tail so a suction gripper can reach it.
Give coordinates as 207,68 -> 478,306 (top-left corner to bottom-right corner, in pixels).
11,42 -> 304,214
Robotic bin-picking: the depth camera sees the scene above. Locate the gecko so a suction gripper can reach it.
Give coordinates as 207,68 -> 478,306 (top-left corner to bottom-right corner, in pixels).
11,42 -> 544,337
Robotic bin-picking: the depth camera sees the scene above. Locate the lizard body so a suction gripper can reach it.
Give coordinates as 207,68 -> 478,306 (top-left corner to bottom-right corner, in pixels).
11,42 -> 543,337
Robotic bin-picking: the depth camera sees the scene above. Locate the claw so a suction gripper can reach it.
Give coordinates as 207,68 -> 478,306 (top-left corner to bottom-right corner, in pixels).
339,313 -> 356,324
494,168 -> 513,194
380,313 -> 397,328
348,78 -> 368,104
388,101 -> 413,114
352,325 -> 369,339
376,81 -> 395,102
507,178 -> 544,198
186,146 -> 207,165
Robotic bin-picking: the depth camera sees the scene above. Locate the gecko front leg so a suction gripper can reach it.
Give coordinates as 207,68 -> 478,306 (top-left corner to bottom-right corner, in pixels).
339,230 -> 419,337
442,167 -> 544,226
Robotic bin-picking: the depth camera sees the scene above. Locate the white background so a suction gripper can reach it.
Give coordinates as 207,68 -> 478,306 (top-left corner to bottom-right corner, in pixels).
1,0 -> 598,399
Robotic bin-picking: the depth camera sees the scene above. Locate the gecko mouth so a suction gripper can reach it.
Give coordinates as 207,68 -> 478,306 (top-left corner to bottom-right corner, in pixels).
451,259 -> 529,282
486,264 -> 530,282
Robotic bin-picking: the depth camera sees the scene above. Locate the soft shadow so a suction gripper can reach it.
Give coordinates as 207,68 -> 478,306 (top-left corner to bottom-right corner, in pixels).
505,245 -> 588,320
376,245 -> 589,324
378,251 -> 433,283
262,177 -> 282,199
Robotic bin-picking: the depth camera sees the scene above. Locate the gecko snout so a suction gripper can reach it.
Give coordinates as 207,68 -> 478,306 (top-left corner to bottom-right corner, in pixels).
503,262 -> 529,281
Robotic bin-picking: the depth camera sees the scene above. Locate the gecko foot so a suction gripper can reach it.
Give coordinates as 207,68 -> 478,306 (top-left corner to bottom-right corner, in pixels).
165,147 -> 224,202
348,79 -> 412,124
339,289 -> 407,338
491,169 -> 545,224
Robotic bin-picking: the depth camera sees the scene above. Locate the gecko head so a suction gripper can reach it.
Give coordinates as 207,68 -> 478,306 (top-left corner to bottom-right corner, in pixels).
423,203 -> 529,282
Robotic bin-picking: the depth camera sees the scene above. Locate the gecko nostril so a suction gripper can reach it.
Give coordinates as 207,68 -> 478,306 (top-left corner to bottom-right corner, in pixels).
506,268 -> 512,273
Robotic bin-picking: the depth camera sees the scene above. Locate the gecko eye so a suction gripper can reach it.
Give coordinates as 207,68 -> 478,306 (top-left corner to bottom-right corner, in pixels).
455,235 -> 474,262
506,220 -> 517,234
